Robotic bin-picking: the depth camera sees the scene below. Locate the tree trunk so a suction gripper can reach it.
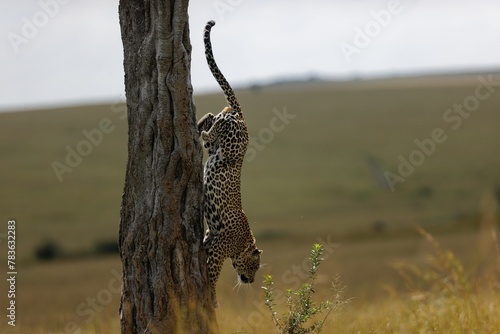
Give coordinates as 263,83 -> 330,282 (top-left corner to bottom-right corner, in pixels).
118,1 -> 218,333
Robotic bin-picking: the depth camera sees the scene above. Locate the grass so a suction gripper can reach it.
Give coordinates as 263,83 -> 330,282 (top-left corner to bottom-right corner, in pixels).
0,73 -> 499,333
2,229 -> 499,333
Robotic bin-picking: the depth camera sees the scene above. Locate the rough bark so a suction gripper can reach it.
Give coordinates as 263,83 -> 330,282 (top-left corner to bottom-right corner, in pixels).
118,1 -> 218,333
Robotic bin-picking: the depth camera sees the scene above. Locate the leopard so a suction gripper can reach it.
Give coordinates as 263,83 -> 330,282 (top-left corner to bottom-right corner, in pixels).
197,20 -> 262,308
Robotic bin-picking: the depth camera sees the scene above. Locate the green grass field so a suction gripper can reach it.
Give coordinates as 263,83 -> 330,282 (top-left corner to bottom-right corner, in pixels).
1,74 -> 499,333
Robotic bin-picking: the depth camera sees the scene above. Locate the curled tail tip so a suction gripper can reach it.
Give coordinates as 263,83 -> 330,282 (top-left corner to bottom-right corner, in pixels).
204,21 -> 216,39
206,20 -> 216,29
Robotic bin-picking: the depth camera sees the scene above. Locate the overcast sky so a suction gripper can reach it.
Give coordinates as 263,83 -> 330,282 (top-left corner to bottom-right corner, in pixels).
1,0 -> 500,111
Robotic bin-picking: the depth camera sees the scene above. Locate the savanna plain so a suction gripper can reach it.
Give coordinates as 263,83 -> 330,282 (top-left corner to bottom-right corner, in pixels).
1,74 -> 499,333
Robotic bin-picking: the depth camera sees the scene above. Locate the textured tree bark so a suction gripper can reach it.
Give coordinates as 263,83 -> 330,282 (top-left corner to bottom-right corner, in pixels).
118,0 -> 218,333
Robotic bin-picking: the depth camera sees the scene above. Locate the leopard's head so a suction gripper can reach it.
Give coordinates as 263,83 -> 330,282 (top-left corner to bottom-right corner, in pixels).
231,243 -> 262,283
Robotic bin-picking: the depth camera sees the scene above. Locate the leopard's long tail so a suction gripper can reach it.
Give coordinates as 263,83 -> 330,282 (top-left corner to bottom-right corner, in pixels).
204,20 -> 241,113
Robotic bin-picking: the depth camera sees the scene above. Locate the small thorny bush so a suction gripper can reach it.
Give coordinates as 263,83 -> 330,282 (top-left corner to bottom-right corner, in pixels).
263,243 -> 349,334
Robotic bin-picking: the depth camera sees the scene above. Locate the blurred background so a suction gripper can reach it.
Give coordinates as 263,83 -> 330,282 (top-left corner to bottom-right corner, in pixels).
1,0 -> 499,333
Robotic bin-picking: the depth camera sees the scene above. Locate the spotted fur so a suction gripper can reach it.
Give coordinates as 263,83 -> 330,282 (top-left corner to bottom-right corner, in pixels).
197,20 -> 262,308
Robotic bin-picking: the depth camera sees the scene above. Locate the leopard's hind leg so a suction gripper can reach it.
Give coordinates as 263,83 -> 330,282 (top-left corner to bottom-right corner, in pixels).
206,238 -> 224,308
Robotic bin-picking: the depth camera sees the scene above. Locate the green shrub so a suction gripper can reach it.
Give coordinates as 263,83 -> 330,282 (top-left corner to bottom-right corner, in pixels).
34,239 -> 61,261
263,243 -> 348,334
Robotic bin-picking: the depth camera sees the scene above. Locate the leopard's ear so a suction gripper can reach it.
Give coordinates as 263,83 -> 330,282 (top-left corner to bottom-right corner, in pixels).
253,249 -> 262,256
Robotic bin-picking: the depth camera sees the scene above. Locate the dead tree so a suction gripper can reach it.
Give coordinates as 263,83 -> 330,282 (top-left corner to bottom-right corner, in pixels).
118,1 -> 218,333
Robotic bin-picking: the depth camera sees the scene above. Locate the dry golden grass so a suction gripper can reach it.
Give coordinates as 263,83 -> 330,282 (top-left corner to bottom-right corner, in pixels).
2,226 -> 499,333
